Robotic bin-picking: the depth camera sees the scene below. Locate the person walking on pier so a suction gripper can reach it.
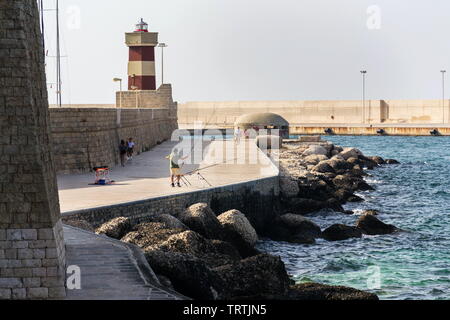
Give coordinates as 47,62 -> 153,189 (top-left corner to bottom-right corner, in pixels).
127,137 -> 135,160
166,148 -> 188,187
119,140 -> 128,167
234,127 -> 241,144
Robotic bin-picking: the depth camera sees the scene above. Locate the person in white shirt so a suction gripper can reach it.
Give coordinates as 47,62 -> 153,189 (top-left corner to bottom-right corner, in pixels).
127,137 -> 135,160
234,127 -> 241,144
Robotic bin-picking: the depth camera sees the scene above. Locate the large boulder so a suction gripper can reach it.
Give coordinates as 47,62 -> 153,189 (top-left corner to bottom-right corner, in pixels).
327,158 -> 354,174
144,250 -> 224,300
217,210 -> 258,257
149,230 -> 241,268
280,176 -> 299,198
385,159 -> 400,164
288,197 -> 344,215
369,156 -> 385,165
95,217 -> 132,240
148,214 -> 189,231
302,145 -> 328,157
312,161 -> 335,174
304,154 -> 329,165
288,283 -> 378,300
268,213 -> 321,244
332,175 -> 374,192
356,214 -> 399,235
177,203 -> 223,239
121,222 -> 184,248
339,148 -> 363,160
322,224 -> 362,241
213,254 -> 292,299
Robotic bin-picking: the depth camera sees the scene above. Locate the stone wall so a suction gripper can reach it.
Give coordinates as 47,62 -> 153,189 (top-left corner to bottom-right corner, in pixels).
49,107 -> 178,174
62,175 -> 280,236
178,99 -> 450,128
0,0 -> 66,299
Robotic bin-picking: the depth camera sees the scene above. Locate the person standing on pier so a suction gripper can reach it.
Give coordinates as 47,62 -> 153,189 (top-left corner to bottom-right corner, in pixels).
119,140 -> 128,167
166,148 -> 188,187
234,127 -> 241,143
127,137 -> 135,160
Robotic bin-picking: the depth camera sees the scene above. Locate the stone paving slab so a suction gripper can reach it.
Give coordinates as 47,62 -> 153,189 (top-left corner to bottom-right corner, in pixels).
63,225 -> 184,300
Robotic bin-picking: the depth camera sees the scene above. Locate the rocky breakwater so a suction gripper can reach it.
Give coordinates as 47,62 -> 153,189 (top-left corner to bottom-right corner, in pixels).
88,203 -> 377,300
272,139 -> 402,243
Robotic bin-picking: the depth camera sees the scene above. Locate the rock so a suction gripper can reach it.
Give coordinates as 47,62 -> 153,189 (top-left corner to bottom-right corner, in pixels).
369,156 -> 385,165
288,283 -> 378,300
385,159 -> 400,164
268,213 -> 321,244
288,198 -> 337,215
346,157 -> 360,165
280,176 -> 299,198
312,161 -> 335,174
327,158 -> 354,173
333,188 -> 354,202
339,148 -> 363,160
217,209 -> 258,248
213,254 -> 292,299
362,209 -> 379,216
177,203 -> 223,240
347,195 -> 364,202
322,224 -> 362,241
332,175 -> 374,192
304,154 -> 329,165
330,154 -> 345,161
63,218 -> 94,232
95,217 -> 132,240
358,155 -> 379,169
356,214 -> 399,235
148,214 -> 189,231
302,145 -> 328,157
150,230 -> 242,268
145,250 -> 224,300
121,222 -> 183,248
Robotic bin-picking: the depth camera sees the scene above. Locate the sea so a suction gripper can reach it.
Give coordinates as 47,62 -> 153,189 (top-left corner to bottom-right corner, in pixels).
257,135 -> 450,300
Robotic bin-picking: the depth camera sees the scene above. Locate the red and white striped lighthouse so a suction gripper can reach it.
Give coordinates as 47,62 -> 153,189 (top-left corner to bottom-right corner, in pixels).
125,18 -> 158,90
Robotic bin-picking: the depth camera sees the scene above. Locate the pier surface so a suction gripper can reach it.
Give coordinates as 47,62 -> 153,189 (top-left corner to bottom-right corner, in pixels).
58,139 -> 277,213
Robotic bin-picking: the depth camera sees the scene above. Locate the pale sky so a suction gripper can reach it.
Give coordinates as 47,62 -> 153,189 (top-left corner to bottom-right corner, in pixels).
43,0 -> 450,105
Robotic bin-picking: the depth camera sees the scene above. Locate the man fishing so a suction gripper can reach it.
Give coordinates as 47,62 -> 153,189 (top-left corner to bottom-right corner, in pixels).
166,147 -> 188,187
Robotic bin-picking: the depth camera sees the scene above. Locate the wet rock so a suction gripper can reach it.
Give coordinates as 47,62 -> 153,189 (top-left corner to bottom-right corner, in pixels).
288,198 -> 339,215
145,250 -> 224,300
347,195 -> 364,202
213,254 -> 292,299
96,217 -> 132,240
121,222 -> 184,248
288,283 -> 378,300
385,159 -> 400,164
333,175 -> 374,192
322,224 -> 362,241
312,161 -> 336,174
356,214 -> 399,235
217,210 -> 259,257
280,176 -> 299,198
369,156 -> 385,165
362,209 -> 379,216
358,155 -> 378,169
177,203 -> 223,240
268,213 -> 321,244
302,145 -> 328,157
333,188 -> 354,202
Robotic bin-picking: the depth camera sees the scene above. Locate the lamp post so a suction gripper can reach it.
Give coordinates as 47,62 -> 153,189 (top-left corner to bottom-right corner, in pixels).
360,70 -> 367,124
441,70 -> 446,124
113,78 -> 122,109
158,43 -> 168,85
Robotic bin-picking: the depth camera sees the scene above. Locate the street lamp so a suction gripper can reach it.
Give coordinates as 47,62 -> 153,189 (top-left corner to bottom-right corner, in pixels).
441,70 -> 446,124
360,70 -> 367,124
158,43 -> 168,85
113,78 -> 122,108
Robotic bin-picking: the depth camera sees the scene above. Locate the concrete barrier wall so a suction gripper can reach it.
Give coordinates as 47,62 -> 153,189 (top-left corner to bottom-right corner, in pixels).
62,175 -> 280,235
178,99 -> 450,127
49,107 -> 178,174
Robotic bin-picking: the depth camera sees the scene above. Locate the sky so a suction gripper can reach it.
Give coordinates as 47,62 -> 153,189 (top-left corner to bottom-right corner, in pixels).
42,0 -> 450,105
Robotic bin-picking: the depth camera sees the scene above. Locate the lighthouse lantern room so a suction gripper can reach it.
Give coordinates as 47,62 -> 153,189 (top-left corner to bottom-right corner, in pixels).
125,18 -> 158,90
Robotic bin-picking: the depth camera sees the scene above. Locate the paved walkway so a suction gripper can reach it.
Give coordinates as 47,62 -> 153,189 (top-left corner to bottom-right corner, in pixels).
64,225 -> 183,300
58,139 -> 278,213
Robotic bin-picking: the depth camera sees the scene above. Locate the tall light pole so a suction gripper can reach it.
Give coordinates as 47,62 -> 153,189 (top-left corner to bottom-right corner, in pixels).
113,78 -> 122,108
158,43 -> 168,85
360,70 -> 367,124
441,70 -> 446,124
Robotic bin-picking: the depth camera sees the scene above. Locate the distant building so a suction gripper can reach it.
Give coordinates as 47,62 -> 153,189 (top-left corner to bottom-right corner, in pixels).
234,112 -> 290,138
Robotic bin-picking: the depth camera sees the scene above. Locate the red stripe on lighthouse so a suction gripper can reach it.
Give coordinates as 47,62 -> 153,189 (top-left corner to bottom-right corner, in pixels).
129,47 -> 155,62
128,76 -> 156,90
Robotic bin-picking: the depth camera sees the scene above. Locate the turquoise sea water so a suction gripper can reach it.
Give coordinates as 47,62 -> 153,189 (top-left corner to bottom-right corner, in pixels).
257,136 -> 450,300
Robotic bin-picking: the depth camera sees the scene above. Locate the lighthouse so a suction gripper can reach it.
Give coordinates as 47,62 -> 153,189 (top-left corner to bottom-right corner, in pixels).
125,18 -> 158,90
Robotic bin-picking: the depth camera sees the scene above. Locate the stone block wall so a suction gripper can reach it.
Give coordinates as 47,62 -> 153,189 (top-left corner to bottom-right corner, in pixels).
62,175 -> 280,236
0,0 -> 66,299
49,107 -> 178,174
